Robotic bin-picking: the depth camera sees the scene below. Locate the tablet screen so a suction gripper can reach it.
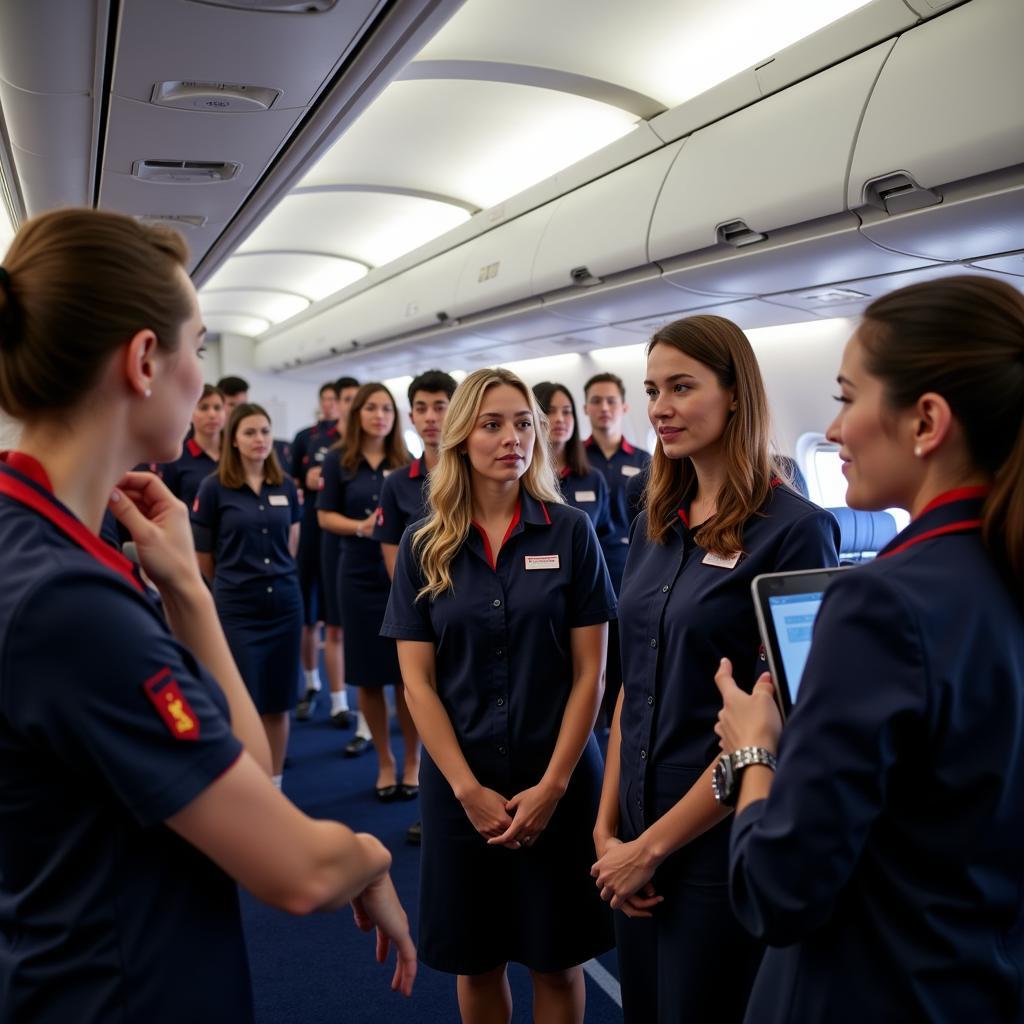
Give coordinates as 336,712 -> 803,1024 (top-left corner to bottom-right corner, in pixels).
767,591 -> 825,703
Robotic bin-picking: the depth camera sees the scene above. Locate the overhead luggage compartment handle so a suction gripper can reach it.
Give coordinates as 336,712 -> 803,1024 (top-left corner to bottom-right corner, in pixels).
716,219 -> 767,248
861,172 -> 942,215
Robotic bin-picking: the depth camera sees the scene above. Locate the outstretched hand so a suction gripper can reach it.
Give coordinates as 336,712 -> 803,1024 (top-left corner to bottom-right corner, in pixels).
713,657 -> 782,755
351,873 -> 417,997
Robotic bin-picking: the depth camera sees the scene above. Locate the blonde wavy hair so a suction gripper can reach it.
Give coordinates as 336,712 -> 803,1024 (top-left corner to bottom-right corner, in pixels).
413,367 -> 563,599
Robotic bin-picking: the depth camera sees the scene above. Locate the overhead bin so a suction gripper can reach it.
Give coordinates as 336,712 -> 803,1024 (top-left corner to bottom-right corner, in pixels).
450,204 -> 561,319
848,0 -> 1024,262
648,41 -> 933,298
531,141 -> 683,297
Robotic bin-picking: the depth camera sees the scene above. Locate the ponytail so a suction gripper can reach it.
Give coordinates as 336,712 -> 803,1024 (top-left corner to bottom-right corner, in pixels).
984,418 -> 1024,585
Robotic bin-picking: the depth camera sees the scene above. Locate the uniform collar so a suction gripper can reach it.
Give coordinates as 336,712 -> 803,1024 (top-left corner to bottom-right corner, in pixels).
559,464 -> 572,479
879,486 -> 988,560
468,491 -> 551,569
583,435 -> 634,456
409,455 -> 428,480
520,489 -> 552,526
0,452 -> 143,592
186,437 -> 202,458
676,477 -> 782,531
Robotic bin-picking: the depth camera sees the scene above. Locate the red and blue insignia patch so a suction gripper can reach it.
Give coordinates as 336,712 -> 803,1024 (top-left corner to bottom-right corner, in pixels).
143,667 -> 200,740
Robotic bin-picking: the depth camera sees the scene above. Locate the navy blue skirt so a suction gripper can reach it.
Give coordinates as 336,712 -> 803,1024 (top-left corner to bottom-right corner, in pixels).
337,549 -> 401,688
417,735 -> 613,974
215,574 -> 303,714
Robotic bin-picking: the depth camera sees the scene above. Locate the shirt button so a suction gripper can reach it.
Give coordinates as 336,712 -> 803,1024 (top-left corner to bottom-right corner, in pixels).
640,748 -> 647,759
662,585 -> 670,593
496,697 -> 505,707
495,648 -> 504,657
647,695 -> 654,706
266,586 -> 273,593
264,558 -> 270,564
259,505 -> 264,511
492,598 -> 502,608
497,745 -> 506,755
372,494 -> 378,500
262,528 -> 268,535
649,638 -> 657,648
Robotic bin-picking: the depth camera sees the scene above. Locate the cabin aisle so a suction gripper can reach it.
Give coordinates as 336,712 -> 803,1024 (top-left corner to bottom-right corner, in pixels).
241,699 -> 625,1023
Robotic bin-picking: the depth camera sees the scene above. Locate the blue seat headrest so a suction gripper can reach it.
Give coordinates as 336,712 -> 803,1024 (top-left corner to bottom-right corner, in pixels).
827,507 -> 899,559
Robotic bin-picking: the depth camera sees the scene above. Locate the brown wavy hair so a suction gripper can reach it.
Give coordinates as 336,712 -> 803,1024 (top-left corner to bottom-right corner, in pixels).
333,382 -> 409,473
645,315 -> 780,554
860,275 -> 1024,585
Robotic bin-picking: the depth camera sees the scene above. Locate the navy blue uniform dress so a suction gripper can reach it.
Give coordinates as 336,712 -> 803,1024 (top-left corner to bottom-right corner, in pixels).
616,484 -> 839,1023
374,455 -> 429,547
192,474 -> 303,713
0,453 -> 252,1024
159,437 -> 217,510
382,494 -> 617,974
557,464 -> 611,534
291,419 -> 339,625
730,488 -> 1024,1024
583,436 -> 651,592
318,453 -> 403,687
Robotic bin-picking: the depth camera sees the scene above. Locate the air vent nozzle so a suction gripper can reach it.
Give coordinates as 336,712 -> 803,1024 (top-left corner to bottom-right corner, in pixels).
132,160 -> 241,184
136,214 -> 209,228
186,0 -> 337,11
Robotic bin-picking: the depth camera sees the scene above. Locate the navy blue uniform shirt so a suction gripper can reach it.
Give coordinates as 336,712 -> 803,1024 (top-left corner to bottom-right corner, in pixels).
583,436 -> 651,590
292,419 -> 339,514
617,485 -> 839,871
374,455 -> 429,546
159,437 -> 217,509
192,474 -> 301,588
381,493 -> 616,787
730,489 -> 1024,1023
0,453 -> 251,1024
558,464 -> 611,534
317,452 -> 397,578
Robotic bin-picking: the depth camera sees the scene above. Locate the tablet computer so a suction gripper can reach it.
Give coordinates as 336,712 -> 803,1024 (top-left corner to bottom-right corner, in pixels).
751,567 -> 852,718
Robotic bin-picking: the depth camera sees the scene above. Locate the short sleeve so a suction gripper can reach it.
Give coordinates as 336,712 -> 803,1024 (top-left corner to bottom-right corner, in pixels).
568,511 -> 617,628
380,527 -> 436,641
316,454 -> 345,513
190,474 -> 220,552
373,474 -> 406,544
729,568 -> 926,944
2,574 -> 243,826
776,504 -> 841,571
284,476 -> 302,525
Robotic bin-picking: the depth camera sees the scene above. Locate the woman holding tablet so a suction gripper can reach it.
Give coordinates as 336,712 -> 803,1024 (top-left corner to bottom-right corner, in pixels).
382,367 -> 615,1023
716,275 -> 1024,1023
0,209 -> 414,1022
591,315 -> 839,1023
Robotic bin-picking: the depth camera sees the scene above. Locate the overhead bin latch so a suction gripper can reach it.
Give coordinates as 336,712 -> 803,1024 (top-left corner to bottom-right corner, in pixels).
716,220 -> 767,248
570,266 -> 603,287
862,172 -> 942,216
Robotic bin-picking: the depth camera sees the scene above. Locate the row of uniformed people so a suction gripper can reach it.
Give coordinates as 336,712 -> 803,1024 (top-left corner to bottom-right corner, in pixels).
0,208 -> 417,1023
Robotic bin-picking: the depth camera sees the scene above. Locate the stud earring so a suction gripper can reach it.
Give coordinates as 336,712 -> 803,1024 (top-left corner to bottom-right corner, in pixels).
914,445 -> 923,457
144,388 -> 152,398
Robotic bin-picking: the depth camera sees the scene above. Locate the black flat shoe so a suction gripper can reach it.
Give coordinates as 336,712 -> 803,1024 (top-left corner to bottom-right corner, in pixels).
330,708 -> 355,729
398,783 -> 419,801
344,735 -> 371,757
406,820 -> 422,846
295,689 -> 317,721
375,784 -> 400,803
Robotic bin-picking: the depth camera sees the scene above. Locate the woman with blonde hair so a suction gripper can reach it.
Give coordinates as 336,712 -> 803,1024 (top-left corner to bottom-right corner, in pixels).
591,315 -> 839,1022
382,367 -> 616,1023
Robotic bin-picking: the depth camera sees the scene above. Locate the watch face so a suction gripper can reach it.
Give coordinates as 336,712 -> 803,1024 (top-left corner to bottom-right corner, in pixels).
712,754 -> 735,806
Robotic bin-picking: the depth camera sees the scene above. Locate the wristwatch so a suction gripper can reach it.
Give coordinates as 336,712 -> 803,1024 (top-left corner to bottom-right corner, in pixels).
712,746 -> 777,806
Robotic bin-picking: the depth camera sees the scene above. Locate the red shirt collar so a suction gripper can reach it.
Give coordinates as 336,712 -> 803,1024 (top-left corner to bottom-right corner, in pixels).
471,498 -> 523,571
0,452 -> 143,592
914,485 -> 990,520
186,438 -> 203,458
879,486 -> 989,560
409,457 -> 426,480
583,435 -> 634,456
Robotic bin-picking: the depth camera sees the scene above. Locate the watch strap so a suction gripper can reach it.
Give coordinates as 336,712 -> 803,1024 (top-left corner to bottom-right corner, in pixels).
730,746 -> 777,773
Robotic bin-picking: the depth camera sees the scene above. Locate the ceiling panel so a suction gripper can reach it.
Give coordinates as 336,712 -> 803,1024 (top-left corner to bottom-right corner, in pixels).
199,288 -> 309,323
299,79 -> 638,210
204,312 -> 271,337
204,252 -> 367,301
237,191 -> 471,268
416,0 -> 874,108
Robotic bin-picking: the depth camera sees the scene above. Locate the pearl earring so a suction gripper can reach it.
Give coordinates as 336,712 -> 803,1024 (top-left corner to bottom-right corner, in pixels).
144,388 -> 152,398
914,445 -> 923,457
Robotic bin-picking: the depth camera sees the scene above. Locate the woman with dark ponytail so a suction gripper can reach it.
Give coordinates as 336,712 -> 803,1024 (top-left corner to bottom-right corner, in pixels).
716,275 -> 1024,1023
0,209 -> 414,1024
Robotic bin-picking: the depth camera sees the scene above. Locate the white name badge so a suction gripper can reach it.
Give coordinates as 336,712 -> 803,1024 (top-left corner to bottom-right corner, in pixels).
621,465 -> 641,477
574,490 -> 596,503
702,550 -> 741,570
268,494 -> 290,507
525,554 -> 560,571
